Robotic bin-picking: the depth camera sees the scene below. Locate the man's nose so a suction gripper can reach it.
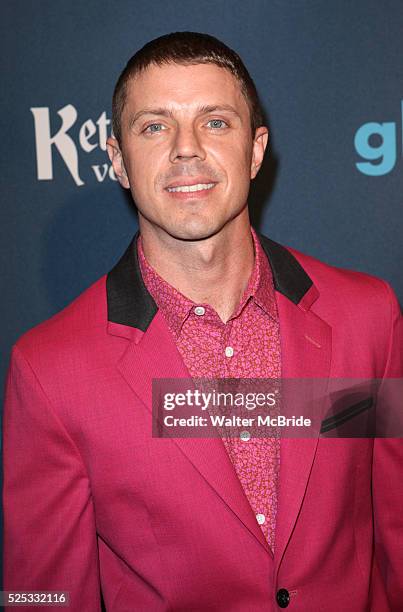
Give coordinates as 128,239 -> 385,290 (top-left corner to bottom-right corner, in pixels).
169,125 -> 206,162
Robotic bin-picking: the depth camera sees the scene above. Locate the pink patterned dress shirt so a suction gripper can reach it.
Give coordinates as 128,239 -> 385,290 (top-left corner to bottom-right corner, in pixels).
137,227 -> 281,551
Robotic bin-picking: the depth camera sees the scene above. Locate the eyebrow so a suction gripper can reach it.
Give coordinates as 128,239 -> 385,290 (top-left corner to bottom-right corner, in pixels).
129,104 -> 242,128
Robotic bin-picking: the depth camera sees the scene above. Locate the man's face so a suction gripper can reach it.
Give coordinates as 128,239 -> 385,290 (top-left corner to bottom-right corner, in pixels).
107,62 -> 268,241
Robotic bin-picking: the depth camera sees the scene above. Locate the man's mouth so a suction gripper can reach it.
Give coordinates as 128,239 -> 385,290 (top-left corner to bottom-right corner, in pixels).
166,182 -> 216,193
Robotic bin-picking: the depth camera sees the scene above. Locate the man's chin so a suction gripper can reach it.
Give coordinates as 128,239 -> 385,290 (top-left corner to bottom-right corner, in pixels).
139,211 -> 244,243
163,222 -> 225,242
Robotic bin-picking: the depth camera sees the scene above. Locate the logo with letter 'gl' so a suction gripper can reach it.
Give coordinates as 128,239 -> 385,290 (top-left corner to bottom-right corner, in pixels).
354,101 -> 402,176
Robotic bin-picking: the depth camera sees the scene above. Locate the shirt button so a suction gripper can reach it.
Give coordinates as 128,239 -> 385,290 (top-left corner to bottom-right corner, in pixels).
194,306 -> 205,316
256,513 -> 266,525
225,346 -> 234,357
240,430 -> 251,442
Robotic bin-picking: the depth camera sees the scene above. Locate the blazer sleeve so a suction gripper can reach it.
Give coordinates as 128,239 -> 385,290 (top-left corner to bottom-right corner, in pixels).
2,345 -> 101,611
372,281 -> 403,612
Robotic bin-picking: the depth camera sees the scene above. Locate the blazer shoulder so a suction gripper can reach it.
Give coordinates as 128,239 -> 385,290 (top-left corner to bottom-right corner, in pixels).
13,275 -> 108,365
280,244 -> 401,360
258,232 -> 399,310
286,244 -> 399,306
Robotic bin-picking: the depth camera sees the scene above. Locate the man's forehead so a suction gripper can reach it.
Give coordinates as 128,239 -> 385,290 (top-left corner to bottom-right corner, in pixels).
124,62 -> 247,112
132,60 -> 237,80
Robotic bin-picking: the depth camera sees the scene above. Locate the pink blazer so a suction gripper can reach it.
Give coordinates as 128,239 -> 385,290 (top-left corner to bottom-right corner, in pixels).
3,233 -> 402,611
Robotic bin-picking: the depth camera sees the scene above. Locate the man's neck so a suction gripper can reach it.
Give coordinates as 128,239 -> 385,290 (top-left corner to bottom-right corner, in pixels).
139,218 -> 255,323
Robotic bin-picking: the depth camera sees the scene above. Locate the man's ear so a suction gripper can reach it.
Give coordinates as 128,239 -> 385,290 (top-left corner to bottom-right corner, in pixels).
250,126 -> 269,179
106,137 -> 130,189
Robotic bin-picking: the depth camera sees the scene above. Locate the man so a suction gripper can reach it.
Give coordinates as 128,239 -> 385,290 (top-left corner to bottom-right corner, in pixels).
3,32 -> 402,611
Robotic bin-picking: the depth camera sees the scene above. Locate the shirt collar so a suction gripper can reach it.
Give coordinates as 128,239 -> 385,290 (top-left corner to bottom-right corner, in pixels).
137,238 -> 193,338
249,226 -> 278,321
137,226 -> 278,339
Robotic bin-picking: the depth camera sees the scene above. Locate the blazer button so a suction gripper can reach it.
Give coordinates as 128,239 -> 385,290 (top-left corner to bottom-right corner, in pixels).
276,588 -> 290,608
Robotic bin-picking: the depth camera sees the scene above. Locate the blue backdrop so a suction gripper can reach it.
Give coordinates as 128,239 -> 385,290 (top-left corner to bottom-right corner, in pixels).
2,0 -> 403,596
2,1 -> 402,429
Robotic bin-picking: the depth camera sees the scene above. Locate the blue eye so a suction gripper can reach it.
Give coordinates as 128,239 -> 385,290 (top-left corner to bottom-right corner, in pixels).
145,123 -> 165,133
207,119 -> 228,129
